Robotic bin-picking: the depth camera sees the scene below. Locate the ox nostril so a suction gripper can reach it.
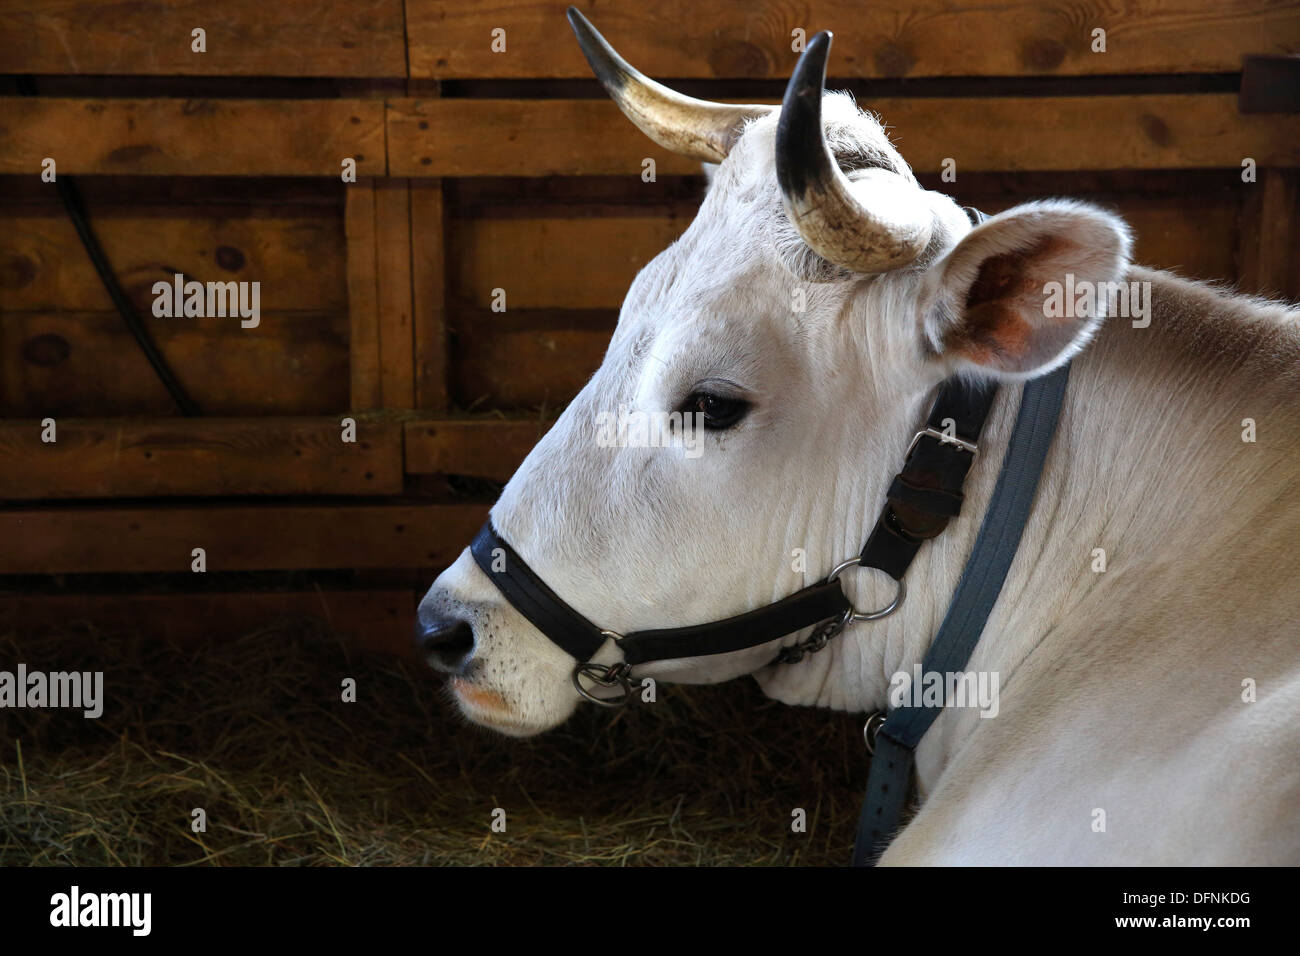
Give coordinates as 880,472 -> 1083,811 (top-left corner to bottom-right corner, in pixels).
416,616 -> 475,674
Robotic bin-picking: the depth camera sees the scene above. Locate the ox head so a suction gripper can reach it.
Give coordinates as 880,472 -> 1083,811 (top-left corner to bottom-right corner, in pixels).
417,11 -> 1131,736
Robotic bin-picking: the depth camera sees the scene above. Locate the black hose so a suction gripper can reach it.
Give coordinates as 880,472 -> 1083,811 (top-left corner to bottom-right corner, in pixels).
17,75 -> 201,416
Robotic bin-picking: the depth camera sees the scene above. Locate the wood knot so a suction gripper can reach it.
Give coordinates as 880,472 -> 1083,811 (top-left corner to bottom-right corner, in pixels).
21,333 -> 70,368
1139,113 -> 1173,147
873,43 -> 912,78
1021,37 -> 1066,71
708,39 -> 769,78
106,144 -> 156,165
0,253 -> 37,290
214,245 -> 245,272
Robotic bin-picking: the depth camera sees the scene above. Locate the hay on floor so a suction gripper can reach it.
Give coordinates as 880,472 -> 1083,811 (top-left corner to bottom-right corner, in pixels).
0,619 -> 868,866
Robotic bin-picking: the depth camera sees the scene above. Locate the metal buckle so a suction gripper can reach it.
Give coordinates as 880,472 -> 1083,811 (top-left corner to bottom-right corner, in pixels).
905,427 -> 978,460
572,660 -> 635,708
863,712 -> 886,755
827,559 -> 905,621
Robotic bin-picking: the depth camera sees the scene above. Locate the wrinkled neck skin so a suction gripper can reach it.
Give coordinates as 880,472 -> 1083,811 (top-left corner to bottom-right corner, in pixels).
754,279 -> 1102,788
759,265 -> 1300,796
748,280 -> 1029,765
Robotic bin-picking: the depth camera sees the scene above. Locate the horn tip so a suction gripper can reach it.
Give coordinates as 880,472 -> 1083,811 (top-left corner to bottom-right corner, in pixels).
803,31 -> 833,70
566,7 -> 596,44
566,6 -> 632,95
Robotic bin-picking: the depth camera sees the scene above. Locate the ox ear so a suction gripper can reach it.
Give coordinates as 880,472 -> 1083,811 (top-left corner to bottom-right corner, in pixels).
918,201 -> 1132,378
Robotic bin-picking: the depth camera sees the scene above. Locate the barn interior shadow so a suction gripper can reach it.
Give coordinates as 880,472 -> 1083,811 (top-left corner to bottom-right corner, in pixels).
0,620 -> 865,865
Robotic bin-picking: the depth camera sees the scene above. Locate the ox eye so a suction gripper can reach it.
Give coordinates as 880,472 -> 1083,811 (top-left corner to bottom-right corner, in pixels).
682,391 -> 750,431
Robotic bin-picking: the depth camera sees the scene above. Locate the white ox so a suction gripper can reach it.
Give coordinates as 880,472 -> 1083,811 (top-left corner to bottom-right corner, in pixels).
419,17 -> 1300,864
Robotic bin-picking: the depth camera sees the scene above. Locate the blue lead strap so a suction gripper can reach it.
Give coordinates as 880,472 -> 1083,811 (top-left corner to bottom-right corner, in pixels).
852,361 -> 1072,866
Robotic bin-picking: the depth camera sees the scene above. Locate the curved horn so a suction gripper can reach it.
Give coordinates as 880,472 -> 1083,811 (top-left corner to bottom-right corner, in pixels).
776,31 -> 932,274
567,7 -> 772,163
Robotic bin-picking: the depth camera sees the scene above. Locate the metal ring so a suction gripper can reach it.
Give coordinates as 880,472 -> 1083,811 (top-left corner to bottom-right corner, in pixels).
827,559 -> 905,621
863,712 -> 887,755
571,662 -> 632,708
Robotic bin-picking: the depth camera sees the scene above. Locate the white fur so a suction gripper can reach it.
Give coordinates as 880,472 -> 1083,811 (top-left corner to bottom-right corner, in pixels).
420,96 -> 1300,864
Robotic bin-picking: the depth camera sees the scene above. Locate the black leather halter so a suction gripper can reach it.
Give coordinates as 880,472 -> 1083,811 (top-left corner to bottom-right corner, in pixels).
470,275 -> 1000,705
471,522 -> 853,670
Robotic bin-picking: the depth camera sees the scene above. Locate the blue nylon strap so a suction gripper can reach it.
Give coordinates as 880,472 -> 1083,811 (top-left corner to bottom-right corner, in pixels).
851,361 -> 1072,866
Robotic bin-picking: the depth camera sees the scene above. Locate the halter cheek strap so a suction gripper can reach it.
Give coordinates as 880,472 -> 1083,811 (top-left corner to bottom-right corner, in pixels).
859,376 -> 997,579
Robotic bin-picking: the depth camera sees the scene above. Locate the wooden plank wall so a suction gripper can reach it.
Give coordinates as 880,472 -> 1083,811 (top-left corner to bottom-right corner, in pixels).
1,0 -> 1298,645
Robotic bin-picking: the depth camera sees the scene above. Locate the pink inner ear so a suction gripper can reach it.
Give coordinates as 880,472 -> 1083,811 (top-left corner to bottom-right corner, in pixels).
944,235 -> 1081,369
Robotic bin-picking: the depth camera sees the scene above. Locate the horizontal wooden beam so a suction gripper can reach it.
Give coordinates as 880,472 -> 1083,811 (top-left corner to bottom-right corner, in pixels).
0,502 -> 486,574
3,312 -> 349,417
0,590 -> 418,657
0,0 -> 407,78
450,215 -> 688,310
0,98 -> 386,176
0,414 -> 561,497
450,310 -> 613,409
390,95 -> 1300,176
409,0 -> 1298,79
404,417 -> 551,479
0,211 -> 346,314
4,1 -> 1293,82
0,418 -> 403,499
7,92 -> 1294,180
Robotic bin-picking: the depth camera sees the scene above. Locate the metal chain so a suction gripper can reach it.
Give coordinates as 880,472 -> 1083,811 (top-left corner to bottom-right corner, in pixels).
770,607 -> 853,665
